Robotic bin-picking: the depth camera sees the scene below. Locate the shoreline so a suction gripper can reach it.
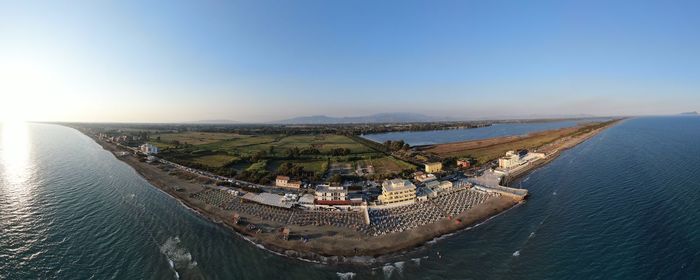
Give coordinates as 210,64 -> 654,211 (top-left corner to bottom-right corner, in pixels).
75,120 -> 619,265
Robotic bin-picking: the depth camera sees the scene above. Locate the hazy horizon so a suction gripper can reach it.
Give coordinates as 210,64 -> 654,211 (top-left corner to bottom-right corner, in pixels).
2,1 -> 700,123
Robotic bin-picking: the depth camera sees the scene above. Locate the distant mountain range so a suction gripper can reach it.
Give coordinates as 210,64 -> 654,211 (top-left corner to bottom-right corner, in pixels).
188,113 -> 601,125
273,112 -> 600,124
680,111 -> 698,115
274,112 -> 454,124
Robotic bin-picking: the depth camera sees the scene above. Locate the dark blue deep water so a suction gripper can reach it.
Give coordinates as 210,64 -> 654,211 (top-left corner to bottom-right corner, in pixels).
1,117 -> 698,279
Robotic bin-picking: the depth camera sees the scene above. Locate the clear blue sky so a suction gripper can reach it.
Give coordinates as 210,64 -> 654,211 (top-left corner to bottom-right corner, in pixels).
1,0 -> 699,122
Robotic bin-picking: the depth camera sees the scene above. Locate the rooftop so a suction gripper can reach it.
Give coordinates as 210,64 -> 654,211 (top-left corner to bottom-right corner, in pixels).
382,179 -> 416,192
315,184 -> 347,193
242,192 -> 293,209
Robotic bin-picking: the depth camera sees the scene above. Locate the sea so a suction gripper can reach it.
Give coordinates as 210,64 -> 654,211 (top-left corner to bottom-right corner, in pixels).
362,119 -> 602,146
0,117 -> 698,279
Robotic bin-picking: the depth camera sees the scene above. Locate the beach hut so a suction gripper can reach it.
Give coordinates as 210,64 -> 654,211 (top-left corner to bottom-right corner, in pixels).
232,212 -> 240,224
280,227 -> 290,240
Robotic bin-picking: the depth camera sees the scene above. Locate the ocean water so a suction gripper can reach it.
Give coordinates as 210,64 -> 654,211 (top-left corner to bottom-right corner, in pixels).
1,117 -> 699,279
362,120 -> 588,146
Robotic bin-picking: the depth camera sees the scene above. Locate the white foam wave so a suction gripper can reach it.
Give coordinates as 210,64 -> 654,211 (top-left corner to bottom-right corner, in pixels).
160,236 -> 197,277
336,272 -> 356,280
513,250 -> 520,257
394,261 -> 405,276
411,257 -> 421,266
382,264 -> 395,279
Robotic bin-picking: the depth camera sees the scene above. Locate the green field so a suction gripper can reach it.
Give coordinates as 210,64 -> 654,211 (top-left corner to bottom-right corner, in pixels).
154,132 -> 414,183
355,156 -> 415,175
192,154 -> 238,168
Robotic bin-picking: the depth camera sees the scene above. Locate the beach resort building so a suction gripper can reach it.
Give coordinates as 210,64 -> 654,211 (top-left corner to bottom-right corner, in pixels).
275,176 -> 290,187
298,194 -> 315,207
379,179 -> 417,205
414,172 -> 437,183
437,181 -> 453,192
314,184 -> 348,204
424,162 -> 443,173
498,150 -> 547,170
498,151 -> 520,169
139,143 -> 159,154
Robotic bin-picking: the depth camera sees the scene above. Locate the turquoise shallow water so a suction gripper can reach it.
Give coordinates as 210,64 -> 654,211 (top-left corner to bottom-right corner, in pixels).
1,117 -> 698,279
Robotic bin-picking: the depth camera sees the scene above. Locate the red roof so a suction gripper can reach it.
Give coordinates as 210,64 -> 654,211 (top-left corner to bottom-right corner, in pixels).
314,199 -> 355,205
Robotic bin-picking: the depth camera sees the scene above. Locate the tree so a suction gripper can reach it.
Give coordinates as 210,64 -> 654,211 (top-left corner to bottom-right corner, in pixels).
251,150 -> 267,162
329,174 -> 343,184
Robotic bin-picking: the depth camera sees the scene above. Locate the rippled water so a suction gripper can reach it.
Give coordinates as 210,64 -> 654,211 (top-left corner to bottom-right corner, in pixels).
1,117 -> 699,279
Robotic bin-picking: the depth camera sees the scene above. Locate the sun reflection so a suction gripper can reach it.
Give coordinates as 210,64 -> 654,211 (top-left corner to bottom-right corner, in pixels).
1,121 -> 32,200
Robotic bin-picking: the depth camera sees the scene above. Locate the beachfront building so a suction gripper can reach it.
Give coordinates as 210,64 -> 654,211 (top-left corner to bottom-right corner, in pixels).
140,143 -> 159,154
425,180 -> 440,190
498,150 -> 547,170
379,179 -> 417,205
438,181 -> 453,192
498,151 -> 520,169
275,176 -> 289,187
298,194 -> 315,207
287,180 -> 302,189
424,162 -> 443,173
414,172 -> 437,183
314,184 -> 348,203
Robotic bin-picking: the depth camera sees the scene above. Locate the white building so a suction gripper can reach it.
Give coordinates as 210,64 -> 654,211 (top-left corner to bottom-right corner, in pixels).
379,179 -> 417,205
498,150 -> 546,170
498,151 -> 519,169
140,143 -> 159,155
314,184 -> 348,202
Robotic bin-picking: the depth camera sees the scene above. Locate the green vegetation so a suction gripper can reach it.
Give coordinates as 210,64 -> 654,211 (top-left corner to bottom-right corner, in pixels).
192,154 -> 238,168
424,120 -> 618,165
152,132 -> 247,147
154,132 -> 415,184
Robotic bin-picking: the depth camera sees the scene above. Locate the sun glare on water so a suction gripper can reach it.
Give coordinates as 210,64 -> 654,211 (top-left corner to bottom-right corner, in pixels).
0,120 -> 33,202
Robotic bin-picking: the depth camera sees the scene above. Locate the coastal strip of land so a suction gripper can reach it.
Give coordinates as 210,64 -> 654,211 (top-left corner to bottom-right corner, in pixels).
72,119 -> 621,265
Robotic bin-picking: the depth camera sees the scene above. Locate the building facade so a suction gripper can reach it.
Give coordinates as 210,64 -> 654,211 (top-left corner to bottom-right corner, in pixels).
498,151 -> 520,169
287,180 -> 302,189
379,179 -> 417,205
424,162 -> 443,173
140,143 -> 159,154
314,185 -> 348,202
275,176 -> 289,187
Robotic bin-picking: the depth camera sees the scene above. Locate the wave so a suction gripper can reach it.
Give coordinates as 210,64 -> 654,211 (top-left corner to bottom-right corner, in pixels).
160,236 -> 197,278
336,272 -> 356,280
382,264 -> 396,279
394,261 -> 405,276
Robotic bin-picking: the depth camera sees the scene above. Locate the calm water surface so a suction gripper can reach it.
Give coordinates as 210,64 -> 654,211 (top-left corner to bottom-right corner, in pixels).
364,120 -> 591,145
1,117 -> 698,279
